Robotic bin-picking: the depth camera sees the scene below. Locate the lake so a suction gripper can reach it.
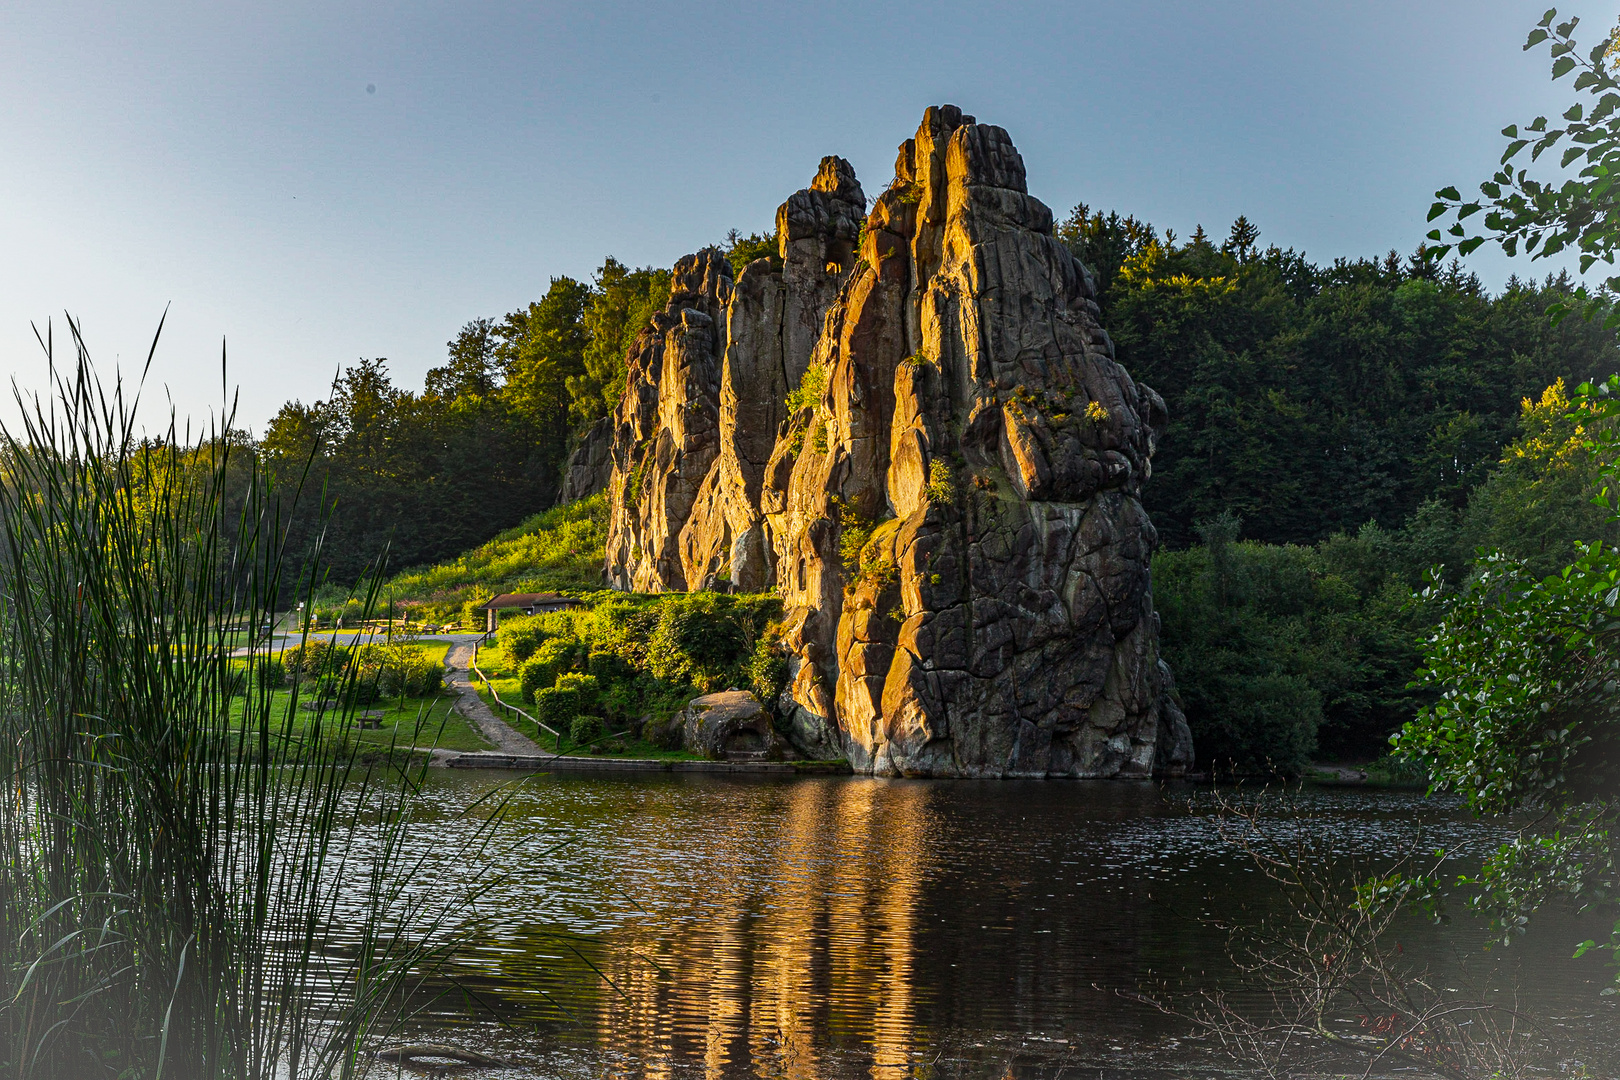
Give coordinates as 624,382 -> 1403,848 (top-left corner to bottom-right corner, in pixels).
359,772 -> 1619,1079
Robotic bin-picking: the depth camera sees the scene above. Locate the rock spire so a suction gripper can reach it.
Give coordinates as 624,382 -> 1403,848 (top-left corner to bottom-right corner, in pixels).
595,106 -> 1193,778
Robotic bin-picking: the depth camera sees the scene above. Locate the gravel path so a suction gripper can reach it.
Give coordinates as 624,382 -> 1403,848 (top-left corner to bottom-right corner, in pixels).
442,642 -> 545,756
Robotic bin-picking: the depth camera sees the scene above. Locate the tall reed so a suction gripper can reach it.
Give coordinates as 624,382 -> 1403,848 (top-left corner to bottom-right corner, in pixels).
0,323 -> 501,1078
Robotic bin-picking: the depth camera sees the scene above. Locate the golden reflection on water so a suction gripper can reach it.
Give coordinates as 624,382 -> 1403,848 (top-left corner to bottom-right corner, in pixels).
580,780 -> 935,1080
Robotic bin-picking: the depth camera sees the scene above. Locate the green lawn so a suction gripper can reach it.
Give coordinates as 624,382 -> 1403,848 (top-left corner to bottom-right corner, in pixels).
231,686 -> 493,754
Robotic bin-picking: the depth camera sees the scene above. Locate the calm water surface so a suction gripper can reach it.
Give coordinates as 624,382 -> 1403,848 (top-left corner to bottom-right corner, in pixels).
360,773 -> 1618,1079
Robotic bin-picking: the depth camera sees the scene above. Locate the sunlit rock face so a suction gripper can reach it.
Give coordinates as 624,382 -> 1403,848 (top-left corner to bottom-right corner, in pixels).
602,106 -> 1192,778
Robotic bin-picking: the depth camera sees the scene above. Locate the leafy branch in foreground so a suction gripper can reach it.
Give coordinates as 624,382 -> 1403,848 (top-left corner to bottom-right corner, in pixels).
1395,376 -> 1620,989
1427,9 -> 1620,323
0,321 -> 508,1078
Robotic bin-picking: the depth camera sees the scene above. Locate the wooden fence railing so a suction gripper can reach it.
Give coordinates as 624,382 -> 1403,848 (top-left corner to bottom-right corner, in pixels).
470,643 -> 563,751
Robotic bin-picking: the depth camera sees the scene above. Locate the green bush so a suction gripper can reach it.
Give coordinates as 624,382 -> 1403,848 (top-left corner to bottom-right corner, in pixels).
586,650 -> 634,684
646,593 -> 780,692
749,632 -> 789,709
344,681 -> 381,708
520,636 -> 581,702
569,714 -> 604,745
357,643 -> 444,699
554,672 -> 599,712
282,641 -> 349,685
461,594 -> 491,632
497,615 -> 546,664
533,686 -> 582,733
646,718 -> 684,751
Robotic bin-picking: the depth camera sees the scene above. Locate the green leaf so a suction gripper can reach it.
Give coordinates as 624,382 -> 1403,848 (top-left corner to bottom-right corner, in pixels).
1540,8 -> 1557,28
1458,236 -> 1487,256
1502,124 -> 1519,138
1437,185 -> 1461,200
1458,202 -> 1481,219
1526,28 -> 1550,48
1563,145 -> 1585,167
1427,202 -> 1449,222
1565,103 -> 1585,121
1481,181 -> 1502,198
1503,140 -> 1530,163
1427,229 -> 1443,241
1554,56 -> 1577,78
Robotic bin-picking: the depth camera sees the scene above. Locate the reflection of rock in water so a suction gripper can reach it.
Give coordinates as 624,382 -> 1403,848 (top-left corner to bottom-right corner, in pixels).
578,780 -> 933,1080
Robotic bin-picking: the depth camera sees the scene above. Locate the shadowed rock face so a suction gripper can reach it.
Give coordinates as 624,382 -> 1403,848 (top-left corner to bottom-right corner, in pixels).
600,107 -> 1192,778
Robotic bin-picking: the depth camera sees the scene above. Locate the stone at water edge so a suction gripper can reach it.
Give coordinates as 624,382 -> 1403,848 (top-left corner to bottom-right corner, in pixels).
680,690 -> 786,760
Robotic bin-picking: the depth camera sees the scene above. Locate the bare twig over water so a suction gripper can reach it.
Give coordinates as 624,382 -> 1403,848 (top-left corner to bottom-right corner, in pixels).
1143,790 -> 1562,1080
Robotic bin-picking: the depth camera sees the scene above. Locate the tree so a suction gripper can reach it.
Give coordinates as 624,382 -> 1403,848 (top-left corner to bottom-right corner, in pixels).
1427,9 -> 1620,324
1222,215 -> 1260,260
1055,203 -> 1159,303
426,317 -> 499,401
571,258 -> 671,427
497,276 -> 591,465
1401,9 -> 1620,984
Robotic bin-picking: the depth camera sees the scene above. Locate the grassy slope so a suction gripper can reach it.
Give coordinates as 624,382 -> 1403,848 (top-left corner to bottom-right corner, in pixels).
380,493 -> 607,617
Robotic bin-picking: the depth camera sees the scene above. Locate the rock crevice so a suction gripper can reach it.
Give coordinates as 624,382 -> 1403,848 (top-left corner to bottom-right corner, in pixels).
597,107 -> 1192,778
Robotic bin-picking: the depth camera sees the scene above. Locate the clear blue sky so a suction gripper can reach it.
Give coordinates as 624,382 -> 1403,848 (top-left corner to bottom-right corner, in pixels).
0,1 -> 1603,433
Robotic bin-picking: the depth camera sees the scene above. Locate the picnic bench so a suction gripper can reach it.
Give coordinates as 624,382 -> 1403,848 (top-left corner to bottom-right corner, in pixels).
357,712 -> 385,729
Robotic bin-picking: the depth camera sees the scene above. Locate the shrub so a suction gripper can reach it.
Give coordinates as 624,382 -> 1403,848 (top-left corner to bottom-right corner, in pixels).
497,615 -> 546,663
749,632 -> 789,709
282,640 -> 349,685
403,660 -> 443,697
646,718 -> 684,751
361,643 -> 445,699
569,714 -> 604,745
785,361 -> 826,415
344,680 -> 381,708
925,458 -> 955,504
586,650 -> 634,684
554,672 -> 599,712
460,592 -> 491,632
533,686 -> 582,733
645,593 -> 779,692
520,637 -> 580,702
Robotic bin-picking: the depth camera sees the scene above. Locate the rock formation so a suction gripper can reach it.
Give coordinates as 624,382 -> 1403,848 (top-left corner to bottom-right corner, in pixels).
560,417 -> 614,503
597,106 -> 1193,778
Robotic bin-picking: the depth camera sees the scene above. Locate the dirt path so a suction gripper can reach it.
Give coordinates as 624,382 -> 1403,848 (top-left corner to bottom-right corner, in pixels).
442,641 -> 545,757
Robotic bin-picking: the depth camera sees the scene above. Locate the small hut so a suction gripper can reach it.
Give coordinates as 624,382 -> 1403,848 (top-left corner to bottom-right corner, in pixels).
476,592 -> 582,633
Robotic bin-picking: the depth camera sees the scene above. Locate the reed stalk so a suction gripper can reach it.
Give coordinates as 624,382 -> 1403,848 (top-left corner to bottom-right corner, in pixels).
0,321 -> 503,1079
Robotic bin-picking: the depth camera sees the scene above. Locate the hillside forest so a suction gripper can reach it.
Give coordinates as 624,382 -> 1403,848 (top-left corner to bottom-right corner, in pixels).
222,213 -> 1620,773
